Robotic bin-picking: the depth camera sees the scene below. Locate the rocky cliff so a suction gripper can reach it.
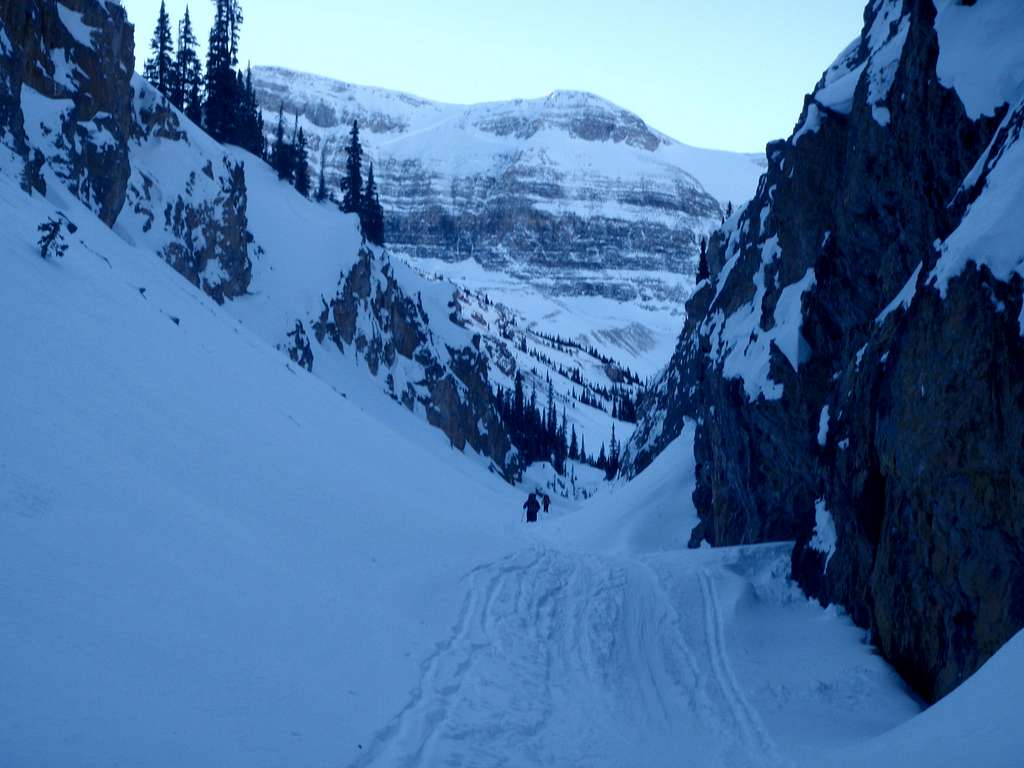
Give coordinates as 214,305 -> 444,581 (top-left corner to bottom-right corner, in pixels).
251,67 -> 765,310
628,0 -> 1024,703
308,247 -> 520,478
1,0 -> 255,300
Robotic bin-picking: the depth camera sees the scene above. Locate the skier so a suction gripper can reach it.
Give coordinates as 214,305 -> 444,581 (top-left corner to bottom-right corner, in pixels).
523,493 -> 540,523
542,494 -> 551,514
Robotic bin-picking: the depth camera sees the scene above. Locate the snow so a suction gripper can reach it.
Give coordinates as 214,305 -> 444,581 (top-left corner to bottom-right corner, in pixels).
4,145 -> 1019,763
793,103 -> 824,144
876,261 -> 922,324
815,51 -> 864,115
809,498 -> 838,567
254,66 -> 766,210
863,0 -> 911,126
930,98 -> 1024,325
56,5 -> 96,50
773,266 -> 816,370
4,26 -> 1023,765
0,168 -> 519,767
934,0 -> 1024,119
818,405 -> 831,448
707,241 -> 814,402
805,0 -> 912,129
824,629 -> 1024,767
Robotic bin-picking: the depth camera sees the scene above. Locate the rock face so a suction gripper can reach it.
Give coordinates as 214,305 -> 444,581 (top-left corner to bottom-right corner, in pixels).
251,67 -> 766,307
309,248 -> 519,478
628,0 -> 1024,703
2,0 -> 134,223
124,88 -> 254,302
1,0 -> 254,301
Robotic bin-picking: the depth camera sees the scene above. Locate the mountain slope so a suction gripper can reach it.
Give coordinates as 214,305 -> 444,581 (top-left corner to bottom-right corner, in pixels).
252,66 -> 767,371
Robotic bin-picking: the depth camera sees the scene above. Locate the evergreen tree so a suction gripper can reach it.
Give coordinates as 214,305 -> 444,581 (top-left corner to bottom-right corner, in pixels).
341,120 -> 363,214
143,1 -> 175,96
205,0 -> 244,144
606,424 -> 620,480
697,236 -> 710,282
597,443 -> 607,470
170,7 -> 203,123
294,127 -> 311,197
315,140 -> 330,202
361,163 -> 385,244
569,424 -> 578,461
237,65 -> 265,157
271,104 -> 293,181
513,371 -> 525,424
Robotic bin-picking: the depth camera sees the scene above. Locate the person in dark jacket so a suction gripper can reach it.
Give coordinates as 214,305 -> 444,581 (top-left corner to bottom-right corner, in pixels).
542,494 -> 551,514
523,493 -> 540,523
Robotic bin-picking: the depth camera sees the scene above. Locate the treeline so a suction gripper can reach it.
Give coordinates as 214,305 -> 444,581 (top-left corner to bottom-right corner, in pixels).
495,373 -> 623,480
142,1 -> 385,245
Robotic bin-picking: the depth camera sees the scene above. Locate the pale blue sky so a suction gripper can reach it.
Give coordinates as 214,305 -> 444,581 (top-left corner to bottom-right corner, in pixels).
121,0 -> 866,153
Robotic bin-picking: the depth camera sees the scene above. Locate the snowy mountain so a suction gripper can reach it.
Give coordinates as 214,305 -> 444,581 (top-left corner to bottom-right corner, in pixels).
1,0 -> 647,486
627,0 -> 1024,705
251,66 -> 767,373
4,0 -> 1024,765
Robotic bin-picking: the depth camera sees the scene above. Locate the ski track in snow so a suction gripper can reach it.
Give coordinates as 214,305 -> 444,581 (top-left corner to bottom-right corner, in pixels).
348,546 -> 788,768
697,569 -> 785,767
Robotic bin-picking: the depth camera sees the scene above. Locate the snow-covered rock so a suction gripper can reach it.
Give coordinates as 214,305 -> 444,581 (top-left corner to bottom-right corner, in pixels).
632,0 -> 1024,704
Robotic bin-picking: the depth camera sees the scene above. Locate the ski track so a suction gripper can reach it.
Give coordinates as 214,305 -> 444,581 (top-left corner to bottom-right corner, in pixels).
347,546 -> 788,768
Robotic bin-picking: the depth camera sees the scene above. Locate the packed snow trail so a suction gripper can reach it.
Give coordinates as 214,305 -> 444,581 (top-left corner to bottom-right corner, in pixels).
348,544 -> 788,768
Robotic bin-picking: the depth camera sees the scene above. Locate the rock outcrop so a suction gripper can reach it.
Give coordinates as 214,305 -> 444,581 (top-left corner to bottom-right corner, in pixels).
124,87 -> 254,302
312,247 -> 519,479
2,0 -> 134,223
628,0 -> 1024,703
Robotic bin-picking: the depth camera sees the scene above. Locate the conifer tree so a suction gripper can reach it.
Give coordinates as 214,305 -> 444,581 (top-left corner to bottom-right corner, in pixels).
295,127 -> 311,197
236,65 -> 265,157
205,0 -> 244,144
361,162 -> 385,244
341,120 -> 363,214
606,424 -> 620,480
697,236 -> 710,282
271,104 -> 292,181
569,424 -> 578,461
315,140 -> 330,202
170,7 -> 203,123
143,1 -> 175,96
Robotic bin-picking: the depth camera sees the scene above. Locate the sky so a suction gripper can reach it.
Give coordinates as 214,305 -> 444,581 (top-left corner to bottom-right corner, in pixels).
121,0 -> 866,153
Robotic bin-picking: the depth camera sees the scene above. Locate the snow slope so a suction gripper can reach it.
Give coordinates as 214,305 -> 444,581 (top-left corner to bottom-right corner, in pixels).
0,164 -> 525,766
3,158 -> 1020,764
